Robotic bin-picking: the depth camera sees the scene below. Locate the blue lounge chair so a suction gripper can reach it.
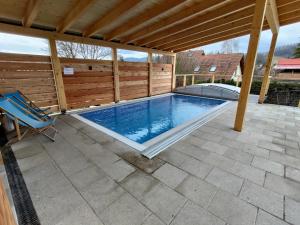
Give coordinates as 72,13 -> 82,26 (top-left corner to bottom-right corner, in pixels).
2,91 -> 51,120
0,97 -> 57,142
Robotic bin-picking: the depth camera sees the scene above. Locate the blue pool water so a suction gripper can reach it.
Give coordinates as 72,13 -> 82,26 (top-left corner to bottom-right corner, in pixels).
79,94 -> 226,144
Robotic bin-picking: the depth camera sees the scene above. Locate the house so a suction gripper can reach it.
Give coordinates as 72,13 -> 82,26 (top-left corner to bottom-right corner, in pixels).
177,51 -> 244,81
273,58 -> 300,80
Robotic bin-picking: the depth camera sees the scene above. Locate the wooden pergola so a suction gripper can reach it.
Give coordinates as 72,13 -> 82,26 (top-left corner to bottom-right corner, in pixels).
0,0 -> 299,132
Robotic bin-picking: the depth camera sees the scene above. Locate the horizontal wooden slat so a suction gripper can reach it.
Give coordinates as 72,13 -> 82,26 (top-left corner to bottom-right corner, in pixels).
59,58 -> 113,65
119,76 -> 148,81
1,78 -> 55,86
0,52 -> 51,62
119,71 -> 149,76
0,86 -> 57,94
0,71 -> 54,78
63,76 -> 113,84
62,71 -> 113,77
0,62 -> 52,71
67,98 -> 114,109
64,82 -> 114,90
61,64 -> 113,72
65,87 -> 114,97
119,80 -> 148,87
119,65 -> 149,72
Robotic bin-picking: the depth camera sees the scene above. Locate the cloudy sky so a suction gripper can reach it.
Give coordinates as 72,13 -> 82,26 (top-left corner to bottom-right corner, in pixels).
0,22 -> 299,58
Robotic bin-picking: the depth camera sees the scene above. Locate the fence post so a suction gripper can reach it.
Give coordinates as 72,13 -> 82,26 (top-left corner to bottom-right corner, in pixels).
192,75 -> 195,85
211,74 -> 215,83
48,37 -> 67,112
148,51 -> 153,96
236,76 -> 240,87
183,75 -> 187,87
112,47 -> 120,102
171,54 -> 177,91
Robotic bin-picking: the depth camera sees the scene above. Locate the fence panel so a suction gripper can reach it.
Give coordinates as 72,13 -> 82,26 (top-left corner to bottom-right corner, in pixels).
152,63 -> 172,95
60,58 -> 114,109
0,52 -> 59,112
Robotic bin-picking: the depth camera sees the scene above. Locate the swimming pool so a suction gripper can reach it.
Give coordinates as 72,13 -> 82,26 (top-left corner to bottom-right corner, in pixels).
73,93 -> 231,158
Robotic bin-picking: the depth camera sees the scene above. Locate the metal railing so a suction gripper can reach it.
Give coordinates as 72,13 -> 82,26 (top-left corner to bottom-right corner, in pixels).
175,74 -> 241,88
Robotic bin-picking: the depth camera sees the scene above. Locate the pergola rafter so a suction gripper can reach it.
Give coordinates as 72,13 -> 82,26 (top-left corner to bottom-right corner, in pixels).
22,0 -> 43,27
84,0 -> 141,37
134,0 -> 255,46
103,0 -> 186,41
56,0 -> 95,33
120,0 -> 228,44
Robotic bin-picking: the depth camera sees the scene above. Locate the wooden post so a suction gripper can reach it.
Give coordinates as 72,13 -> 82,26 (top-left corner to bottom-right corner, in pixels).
183,75 -> 187,87
13,119 -> 21,141
48,38 -> 67,112
234,0 -> 268,132
171,54 -> 177,91
258,33 -> 278,104
298,100 -> 300,108
192,75 -> 195,85
0,178 -> 17,225
148,51 -> 153,96
112,47 -> 120,102
211,74 -> 215,83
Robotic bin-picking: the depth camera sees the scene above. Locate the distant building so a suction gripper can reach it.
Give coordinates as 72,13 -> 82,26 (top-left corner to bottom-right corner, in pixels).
192,53 -> 244,81
273,58 -> 300,81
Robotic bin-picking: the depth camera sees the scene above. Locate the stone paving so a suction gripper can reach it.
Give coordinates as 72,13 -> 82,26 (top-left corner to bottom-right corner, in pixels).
4,100 -> 300,225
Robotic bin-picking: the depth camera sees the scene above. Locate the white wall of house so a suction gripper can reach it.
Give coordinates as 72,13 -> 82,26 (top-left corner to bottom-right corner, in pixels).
231,65 -> 242,81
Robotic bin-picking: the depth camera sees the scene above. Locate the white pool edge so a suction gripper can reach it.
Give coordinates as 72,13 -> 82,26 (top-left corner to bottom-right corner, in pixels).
71,94 -> 232,159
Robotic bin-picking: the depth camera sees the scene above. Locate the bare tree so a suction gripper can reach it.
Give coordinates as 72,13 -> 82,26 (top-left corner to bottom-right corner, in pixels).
56,41 -> 111,59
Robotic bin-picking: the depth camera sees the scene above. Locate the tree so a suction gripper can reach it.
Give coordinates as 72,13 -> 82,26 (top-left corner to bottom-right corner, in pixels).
56,41 -> 111,59
294,43 -> 300,58
221,39 -> 239,53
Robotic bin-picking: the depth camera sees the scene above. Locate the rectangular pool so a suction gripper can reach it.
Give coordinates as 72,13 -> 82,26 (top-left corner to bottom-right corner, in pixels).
73,94 -> 230,158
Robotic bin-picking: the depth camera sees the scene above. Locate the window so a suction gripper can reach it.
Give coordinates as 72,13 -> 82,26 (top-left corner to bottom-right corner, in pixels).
187,52 -> 193,57
209,65 -> 217,72
194,66 -> 200,72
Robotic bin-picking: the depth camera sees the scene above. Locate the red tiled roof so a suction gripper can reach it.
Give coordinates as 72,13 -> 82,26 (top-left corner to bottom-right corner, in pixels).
278,58 -> 300,65
192,53 -> 244,79
275,58 -> 300,70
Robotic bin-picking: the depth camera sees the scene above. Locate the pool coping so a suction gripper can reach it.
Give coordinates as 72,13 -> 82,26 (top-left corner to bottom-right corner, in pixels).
71,93 -> 232,159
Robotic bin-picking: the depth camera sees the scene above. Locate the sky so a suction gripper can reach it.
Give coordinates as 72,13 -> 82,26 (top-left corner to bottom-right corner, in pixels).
0,22 -> 299,57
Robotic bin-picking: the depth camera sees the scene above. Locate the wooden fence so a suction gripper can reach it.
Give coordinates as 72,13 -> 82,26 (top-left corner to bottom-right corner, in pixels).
60,58 -> 114,109
0,52 -> 174,112
0,177 -> 17,225
0,52 -> 59,112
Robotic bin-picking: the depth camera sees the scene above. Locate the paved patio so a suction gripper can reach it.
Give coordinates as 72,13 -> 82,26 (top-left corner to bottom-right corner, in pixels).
2,99 -> 300,225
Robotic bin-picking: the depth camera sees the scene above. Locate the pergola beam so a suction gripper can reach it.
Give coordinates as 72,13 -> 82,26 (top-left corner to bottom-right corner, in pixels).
135,0 -> 254,46
104,0 -> 185,41
121,0 -> 227,44
57,0 -> 95,33
0,23 -> 175,56
22,0 -> 43,27
265,0 -> 280,34
84,0 -> 141,37
234,0 -> 268,132
258,33 -> 278,103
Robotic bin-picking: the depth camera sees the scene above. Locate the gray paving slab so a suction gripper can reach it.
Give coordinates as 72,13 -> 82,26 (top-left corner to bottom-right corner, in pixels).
179,157 -> 213,179
264,173 -> 300,201
258,140 -> 285,152
228,161 -> 265,186
256,209 -> 289,225
159,149 -> 191,167
141,183 -> 187,224
285,166 -> 300,183
208,190 -> 257,225
81,176 -> 125,214
176,175 -> 218,208
201,141 -> 228,155
99,193 -> 151,225
205,167 -> 244,195
252,156 -> 284,176
120,170 -> 159,201
223,148 -> 253,164
153,163 -> 188,189
240,180 -> 284,218
171,201 -> 225,225
285,197 -> 300,225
